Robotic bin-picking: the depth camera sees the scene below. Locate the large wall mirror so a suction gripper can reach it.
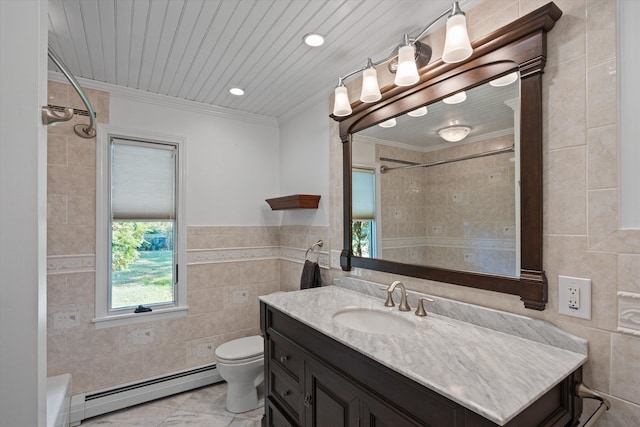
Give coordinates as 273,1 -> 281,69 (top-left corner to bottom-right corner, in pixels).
333,3 -> 562,310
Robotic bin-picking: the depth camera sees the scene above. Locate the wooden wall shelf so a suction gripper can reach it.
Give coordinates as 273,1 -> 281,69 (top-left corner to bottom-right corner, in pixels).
266,194 -> 321,210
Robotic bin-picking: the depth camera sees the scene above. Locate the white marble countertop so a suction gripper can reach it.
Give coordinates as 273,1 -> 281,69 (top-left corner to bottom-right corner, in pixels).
260,286 -> 587,426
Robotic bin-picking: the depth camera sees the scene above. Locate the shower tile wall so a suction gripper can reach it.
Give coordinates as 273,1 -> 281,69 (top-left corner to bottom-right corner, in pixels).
330,0 -> 639,425
376,135 -> 516,275
45,82 -> 323,394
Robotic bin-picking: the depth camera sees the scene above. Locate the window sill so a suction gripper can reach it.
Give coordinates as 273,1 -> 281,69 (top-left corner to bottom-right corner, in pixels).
92,306 -> 188,329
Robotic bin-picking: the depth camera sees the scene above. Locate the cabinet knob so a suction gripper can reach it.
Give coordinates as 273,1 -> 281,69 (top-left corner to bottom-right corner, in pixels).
283,390 -> 291,397
280,355 -> 289,363
304,393 -> 312,407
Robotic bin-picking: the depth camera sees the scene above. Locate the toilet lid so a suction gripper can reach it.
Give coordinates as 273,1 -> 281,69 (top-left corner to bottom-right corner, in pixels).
215,335 -> 263,360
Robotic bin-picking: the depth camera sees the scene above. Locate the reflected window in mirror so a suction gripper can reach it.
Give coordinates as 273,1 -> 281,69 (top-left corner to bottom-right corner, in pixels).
352,166 -> 378,258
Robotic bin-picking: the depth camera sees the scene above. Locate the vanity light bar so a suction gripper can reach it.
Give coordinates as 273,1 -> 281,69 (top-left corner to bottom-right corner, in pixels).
332,1 -> 472,117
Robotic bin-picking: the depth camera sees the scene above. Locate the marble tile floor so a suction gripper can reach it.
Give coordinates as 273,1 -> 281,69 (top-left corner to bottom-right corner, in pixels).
80,382 -> 263,426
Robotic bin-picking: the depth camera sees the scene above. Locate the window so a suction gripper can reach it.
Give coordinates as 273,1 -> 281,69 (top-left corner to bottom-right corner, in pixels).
352,167 -> 377,258
95,128 -> 186,327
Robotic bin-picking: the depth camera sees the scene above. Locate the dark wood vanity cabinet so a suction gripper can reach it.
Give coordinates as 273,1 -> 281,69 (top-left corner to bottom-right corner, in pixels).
261,302 -> 583,427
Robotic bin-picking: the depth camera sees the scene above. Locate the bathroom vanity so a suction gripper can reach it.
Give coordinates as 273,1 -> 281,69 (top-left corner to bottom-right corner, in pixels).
260,285 -> 586,427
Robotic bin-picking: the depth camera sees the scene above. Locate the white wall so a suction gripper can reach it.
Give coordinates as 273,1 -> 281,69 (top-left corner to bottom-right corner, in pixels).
278,100 -> 330,226
0,0 -> 48,425
109,94 -> 281,226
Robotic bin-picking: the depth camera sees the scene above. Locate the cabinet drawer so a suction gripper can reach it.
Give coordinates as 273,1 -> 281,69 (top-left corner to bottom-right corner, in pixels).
268,367 -> 303,424
268,332 -> 304,384
266,397 -> 297,427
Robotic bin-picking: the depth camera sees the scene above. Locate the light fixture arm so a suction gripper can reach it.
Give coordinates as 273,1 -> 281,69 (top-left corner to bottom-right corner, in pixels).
413,6 -> 454,44
332,1 -> 471,117
336,2 -> 456,86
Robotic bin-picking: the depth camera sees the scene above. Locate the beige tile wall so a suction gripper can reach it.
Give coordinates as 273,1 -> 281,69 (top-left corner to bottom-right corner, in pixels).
279,225 -> 330,292
376,136 -> 516,275
329,0 -> 640,424
45,83 -> 319,394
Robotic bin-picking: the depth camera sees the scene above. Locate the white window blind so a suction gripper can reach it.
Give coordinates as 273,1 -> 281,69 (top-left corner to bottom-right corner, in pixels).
352,168 -> 375,220
111,139 -> 176,221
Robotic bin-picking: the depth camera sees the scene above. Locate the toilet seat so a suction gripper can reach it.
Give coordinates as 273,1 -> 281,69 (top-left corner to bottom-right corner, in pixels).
216,353 -> 263,365
215,335 -> 263,362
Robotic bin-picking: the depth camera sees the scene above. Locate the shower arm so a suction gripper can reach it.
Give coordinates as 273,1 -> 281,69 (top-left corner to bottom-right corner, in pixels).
45,46 -> 96,138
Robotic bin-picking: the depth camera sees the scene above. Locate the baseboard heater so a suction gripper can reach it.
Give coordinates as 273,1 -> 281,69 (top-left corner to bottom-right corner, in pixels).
69,364 -> 222,426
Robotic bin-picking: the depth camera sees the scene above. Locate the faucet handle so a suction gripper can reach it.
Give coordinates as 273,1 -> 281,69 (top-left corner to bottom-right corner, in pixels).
415,297 -> 435,316
384,290 -> 395,307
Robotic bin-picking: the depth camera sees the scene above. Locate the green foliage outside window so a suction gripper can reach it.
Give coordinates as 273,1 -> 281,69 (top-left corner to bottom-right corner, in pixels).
352,220 -> 371,257
111,221 -> 174,308
112,221 -> 175,271
112,222 -> 149,272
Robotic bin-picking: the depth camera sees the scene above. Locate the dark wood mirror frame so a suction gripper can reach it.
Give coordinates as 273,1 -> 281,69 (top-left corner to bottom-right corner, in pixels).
332,3 -> 562,310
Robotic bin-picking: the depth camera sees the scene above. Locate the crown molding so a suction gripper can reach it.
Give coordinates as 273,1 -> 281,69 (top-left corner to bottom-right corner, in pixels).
48,71 -> 279,128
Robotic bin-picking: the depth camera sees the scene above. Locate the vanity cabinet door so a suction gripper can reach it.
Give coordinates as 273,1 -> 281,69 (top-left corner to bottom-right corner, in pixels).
361,395 -> 425,427
266,398 -> 296,427
304,357 -> 360,427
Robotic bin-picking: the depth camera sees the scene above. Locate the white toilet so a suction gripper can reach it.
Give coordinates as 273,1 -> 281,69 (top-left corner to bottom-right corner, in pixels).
215,335 -> 264,413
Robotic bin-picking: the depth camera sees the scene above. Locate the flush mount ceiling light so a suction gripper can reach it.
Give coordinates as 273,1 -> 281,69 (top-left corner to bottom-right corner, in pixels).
378,118 -> 397,128
489,71 -> 518,87
438,125 -> 471,142
229,87 -> 245,96
332,1 -> 472,117
442,91 -> 467,104
303,33 -> 325,47
407,106 -> 428,117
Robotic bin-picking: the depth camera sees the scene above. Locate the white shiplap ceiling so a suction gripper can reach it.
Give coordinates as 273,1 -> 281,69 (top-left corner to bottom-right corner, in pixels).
47,0 -> 457,120
358,77 -> 519,150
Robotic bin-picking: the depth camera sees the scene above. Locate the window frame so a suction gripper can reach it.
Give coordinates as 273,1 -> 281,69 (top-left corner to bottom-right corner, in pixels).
94,126 -> 188,328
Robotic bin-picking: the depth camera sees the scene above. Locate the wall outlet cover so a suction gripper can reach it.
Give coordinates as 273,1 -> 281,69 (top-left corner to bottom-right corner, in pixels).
558,275 -> 591,320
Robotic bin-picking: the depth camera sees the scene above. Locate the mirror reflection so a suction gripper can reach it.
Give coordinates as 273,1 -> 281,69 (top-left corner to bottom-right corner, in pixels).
351,73 -> 520,276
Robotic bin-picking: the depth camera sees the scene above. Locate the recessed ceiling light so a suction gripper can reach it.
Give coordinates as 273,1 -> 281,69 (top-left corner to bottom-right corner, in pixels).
229,87 -> 245,96
303,33 -> 325,47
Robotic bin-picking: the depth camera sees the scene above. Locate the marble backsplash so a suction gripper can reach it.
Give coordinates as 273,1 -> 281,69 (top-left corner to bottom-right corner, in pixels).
335,277 -> 588,355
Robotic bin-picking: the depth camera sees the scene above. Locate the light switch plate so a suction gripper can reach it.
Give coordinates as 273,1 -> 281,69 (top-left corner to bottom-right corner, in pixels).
558,275 -> 591,319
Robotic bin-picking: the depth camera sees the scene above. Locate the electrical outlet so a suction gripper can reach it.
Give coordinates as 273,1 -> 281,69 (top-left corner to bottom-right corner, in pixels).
567,286 -> 580,309
558,275 -> 591,319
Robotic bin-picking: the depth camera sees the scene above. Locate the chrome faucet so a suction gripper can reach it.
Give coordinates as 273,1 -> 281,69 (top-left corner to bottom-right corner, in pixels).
385,281 -> 411,311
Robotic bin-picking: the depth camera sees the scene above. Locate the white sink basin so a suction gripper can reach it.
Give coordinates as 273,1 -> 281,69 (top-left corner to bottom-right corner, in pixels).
332,307 -> 414,334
